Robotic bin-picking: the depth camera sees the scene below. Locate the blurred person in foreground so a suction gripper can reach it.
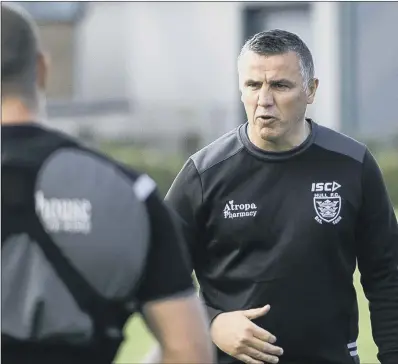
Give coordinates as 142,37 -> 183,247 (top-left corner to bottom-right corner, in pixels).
1,3 -> 214,364
160,30 -> 398,364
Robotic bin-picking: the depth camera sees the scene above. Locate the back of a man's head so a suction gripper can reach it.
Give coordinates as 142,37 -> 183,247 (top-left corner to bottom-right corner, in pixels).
1,3 -> 41,102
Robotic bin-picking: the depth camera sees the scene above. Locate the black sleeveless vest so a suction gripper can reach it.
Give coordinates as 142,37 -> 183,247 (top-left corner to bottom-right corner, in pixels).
2,130 -> 132,364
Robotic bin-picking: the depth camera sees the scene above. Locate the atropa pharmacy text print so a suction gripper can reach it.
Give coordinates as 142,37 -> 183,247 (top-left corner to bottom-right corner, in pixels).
223,200 -> 257,219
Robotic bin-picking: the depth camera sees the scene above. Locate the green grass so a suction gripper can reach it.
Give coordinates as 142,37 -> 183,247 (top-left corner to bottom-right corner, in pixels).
115,315 -> 155,363
115,208 -> 398,363
114,275 -> 377,364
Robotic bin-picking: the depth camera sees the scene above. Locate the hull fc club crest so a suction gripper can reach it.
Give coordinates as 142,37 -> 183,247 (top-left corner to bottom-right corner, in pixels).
311,181 -> 342,225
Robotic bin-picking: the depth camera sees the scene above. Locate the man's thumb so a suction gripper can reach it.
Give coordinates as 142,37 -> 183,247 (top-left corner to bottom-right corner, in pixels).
243,304 -> 271,320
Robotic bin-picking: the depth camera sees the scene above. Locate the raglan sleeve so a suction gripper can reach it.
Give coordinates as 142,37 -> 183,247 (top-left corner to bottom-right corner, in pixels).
164,158 -> 224,324
164,158 -> 203,272
355,149 -> 398,364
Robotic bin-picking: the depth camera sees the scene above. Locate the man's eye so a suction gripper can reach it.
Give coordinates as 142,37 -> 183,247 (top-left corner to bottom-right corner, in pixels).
247,82 -> 261,88
274,83 -> 289,90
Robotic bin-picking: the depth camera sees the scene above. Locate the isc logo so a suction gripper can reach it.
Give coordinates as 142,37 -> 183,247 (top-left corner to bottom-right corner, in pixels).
311,181 -> 341,192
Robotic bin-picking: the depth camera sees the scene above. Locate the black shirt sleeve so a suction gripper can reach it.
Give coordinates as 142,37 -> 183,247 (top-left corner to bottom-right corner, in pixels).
164,158 -> 203,270
135,186 -> 195,304
164,158 -> 223,323
356,149 -> 398,364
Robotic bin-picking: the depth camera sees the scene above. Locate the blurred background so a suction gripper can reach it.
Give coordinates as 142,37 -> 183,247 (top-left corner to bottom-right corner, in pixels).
8,1 -> 398,363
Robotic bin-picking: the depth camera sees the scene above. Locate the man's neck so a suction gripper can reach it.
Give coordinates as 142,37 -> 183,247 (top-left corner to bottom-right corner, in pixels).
248,118 -> 310,152
1,97 -> 38,125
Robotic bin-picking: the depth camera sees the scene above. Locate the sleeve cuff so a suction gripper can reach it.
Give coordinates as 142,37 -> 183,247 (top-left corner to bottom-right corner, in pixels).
206,305 -> 223,326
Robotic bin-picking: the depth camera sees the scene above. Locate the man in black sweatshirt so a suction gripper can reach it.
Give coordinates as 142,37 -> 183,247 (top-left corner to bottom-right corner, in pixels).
165,30 -> 398,364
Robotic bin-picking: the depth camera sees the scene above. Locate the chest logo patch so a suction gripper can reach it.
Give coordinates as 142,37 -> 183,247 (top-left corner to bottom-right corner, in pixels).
311,182 -> 342,225
223,200 -> 257,219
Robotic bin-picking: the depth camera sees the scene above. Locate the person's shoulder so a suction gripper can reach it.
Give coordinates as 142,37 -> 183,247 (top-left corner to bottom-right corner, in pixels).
190,125 -> 244,175
2,123 -> 82,167
313,122 -> 367,163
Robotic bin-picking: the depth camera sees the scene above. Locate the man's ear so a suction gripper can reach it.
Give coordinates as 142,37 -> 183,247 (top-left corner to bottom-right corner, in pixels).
37,51 -> 50,91
307,78 -> 319,105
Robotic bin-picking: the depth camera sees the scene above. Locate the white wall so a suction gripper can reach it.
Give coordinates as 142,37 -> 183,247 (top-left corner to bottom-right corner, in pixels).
311,2 -> 341,131
125,2 -> 242,104
124,2 -> 243,135
75,2 -> 129,100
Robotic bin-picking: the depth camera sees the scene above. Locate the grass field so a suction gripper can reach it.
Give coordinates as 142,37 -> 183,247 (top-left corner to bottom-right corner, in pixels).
114,273 -> 378,364
114,208 -> 398,364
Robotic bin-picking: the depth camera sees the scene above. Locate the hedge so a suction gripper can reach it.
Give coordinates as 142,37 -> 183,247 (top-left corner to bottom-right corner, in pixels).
98,142 -> 185,197
377,151 -> 398,208
98,143 -> 398,207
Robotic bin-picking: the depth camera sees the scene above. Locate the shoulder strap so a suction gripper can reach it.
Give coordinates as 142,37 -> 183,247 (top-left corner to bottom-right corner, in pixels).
28,211 -> 130,341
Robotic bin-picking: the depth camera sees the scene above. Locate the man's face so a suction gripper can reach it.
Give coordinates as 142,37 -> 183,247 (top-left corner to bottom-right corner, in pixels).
238,50 -> 318,145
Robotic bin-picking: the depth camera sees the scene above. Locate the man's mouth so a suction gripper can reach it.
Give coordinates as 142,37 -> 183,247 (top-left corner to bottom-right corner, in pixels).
257,115 -> 277,121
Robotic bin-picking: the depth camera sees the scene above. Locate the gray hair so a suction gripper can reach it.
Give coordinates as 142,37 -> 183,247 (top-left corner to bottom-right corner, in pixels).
238,29 -> 315,91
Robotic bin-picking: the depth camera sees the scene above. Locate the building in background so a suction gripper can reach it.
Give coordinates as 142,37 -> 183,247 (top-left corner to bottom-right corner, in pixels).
13,1 -> 84,98
5,5 -> 397,363
14,1 -> 398,153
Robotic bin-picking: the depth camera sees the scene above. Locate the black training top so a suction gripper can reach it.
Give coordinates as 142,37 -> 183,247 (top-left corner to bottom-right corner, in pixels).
165,119 -> 398,364
1,122 -> 194,363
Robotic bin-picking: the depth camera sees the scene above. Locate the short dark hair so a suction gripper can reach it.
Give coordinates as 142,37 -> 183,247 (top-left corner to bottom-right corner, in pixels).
239,29 -> 315,90
1,3 -> 41,102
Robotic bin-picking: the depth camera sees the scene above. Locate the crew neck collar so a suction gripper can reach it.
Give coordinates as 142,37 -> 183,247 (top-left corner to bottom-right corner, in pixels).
238,118 -> 317,161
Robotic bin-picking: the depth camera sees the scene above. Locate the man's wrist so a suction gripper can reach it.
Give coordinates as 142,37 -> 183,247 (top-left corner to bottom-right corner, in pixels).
206,305 -> 223,326
209,311 -> 223,327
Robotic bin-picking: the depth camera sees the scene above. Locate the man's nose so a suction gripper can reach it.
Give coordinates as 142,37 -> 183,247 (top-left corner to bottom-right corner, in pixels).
257,86 -> 274,107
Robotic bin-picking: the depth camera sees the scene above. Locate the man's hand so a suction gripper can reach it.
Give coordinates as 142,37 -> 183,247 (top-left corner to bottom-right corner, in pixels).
210,305 -> 283,364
